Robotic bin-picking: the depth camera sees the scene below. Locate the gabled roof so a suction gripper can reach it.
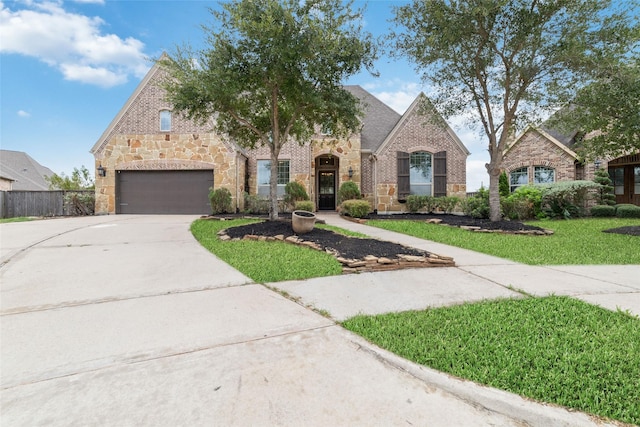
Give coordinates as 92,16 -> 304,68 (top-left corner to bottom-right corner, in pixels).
343,85 -> 401,151
376,93 -> 470,156
504,125 -> 578,159
91,55 -> 166,156
0,150 -> 55,191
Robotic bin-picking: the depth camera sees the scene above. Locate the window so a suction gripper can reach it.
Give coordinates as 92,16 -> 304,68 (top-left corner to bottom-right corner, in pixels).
409,152 -> 432,195
509,167 -> 528,192
160,110 -> 171,132
534,166 -> 555,184
611,167 -> 624,195
635,167 -> 640,195
257,160 -> 290,196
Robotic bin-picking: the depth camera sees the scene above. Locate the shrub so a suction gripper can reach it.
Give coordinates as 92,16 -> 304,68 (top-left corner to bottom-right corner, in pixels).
209,187 -> 233,214
338,181 -> 361,203
590,205 -> 616,217
406,195 -> 426,213
341,199 -> 371,218
64,191 -> 95,216
244,192 -> 269,214
616,204 -> 640,218
461,187 -> 490,219
294,200 -> 314,212
539,181 -> 600,219
499,171 -> 510,198
284,181 -> 309,210
436,196 -> 460,213
502,185 -> 543,220
593,168 -> 616,206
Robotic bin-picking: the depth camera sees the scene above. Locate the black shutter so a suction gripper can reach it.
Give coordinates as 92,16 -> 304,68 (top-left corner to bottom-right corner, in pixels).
434,151 -> 447,197
397,151 -> 410,200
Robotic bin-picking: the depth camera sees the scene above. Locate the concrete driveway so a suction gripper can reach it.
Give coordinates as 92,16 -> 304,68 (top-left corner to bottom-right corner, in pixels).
1,215 -> 611,426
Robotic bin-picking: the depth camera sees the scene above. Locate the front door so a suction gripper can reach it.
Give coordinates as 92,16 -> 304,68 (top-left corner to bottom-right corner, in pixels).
318,171 -> 336,210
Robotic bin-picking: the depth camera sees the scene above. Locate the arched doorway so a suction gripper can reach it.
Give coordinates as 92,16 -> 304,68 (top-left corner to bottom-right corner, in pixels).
316,155 -> 339,210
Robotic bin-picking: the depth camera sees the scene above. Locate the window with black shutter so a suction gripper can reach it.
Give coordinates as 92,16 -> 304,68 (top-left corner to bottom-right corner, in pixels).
433,151 -> 447,197
397,151 -> 410,201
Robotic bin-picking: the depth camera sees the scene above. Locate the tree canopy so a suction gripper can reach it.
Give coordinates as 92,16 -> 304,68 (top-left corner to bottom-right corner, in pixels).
392,0 -> 639,221
160,0 -> 377,219
46,166 -> 94,190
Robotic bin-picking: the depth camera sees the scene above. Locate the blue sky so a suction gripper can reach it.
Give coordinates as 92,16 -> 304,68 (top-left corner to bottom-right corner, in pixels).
1,0 -> 490,190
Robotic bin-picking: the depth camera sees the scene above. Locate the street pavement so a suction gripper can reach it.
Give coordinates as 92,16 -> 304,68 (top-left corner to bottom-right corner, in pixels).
1,214 -> 637,426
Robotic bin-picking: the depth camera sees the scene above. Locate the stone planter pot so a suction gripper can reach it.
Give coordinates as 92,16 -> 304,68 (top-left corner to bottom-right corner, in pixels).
292,210 -> 316,234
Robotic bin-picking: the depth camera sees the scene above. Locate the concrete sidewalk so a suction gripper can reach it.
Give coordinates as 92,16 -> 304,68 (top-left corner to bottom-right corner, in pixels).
272,212 -> 640,321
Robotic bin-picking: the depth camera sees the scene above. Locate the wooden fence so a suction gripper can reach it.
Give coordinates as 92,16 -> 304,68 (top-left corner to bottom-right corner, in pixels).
0,191 -> 94,218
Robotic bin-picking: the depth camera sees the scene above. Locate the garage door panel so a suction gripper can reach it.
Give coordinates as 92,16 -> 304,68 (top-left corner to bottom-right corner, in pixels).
117,170 -> 213,214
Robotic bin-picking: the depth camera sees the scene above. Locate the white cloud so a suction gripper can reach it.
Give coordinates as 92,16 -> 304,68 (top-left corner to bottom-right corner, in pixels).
17,110 -> 31,118
466,159 -> 489,192
72,0 -> 104,4
0,0 -> 149,87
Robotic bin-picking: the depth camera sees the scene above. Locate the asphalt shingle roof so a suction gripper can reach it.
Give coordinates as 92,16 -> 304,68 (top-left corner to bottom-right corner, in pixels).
0,150 -> 55,191
344,85 -> 401,151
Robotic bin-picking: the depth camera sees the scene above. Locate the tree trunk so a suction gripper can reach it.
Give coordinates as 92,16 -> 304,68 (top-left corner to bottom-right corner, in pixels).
269,149 -> 280,221
488,166 -> 501,222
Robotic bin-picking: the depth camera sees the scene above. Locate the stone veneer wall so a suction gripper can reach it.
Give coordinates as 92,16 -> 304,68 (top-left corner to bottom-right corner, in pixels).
374,111 -> 468,213
502,128 -> 583,183
94,133 -> 240,214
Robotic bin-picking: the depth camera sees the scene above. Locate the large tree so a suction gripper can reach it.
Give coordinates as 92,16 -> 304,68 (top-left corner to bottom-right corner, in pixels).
548,55 -> 640,161
160,0 -> 377,220
393,0 -> 638,221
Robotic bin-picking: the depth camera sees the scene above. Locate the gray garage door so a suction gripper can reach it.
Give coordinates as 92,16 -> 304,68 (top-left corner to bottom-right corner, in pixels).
116,170 -> 213,214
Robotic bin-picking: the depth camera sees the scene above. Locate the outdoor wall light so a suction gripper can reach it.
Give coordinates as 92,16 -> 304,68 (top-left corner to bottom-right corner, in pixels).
594,159 -> 602,169
348,166 -> 354,178
97,164 -> 106,177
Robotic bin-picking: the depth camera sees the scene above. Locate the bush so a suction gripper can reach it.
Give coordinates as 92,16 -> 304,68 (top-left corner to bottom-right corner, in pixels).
616,204 -> 640,218
593,168 -> 616,206
64,191 -> 95,216
284,181 -> 309,210
590,205 -> 616,217
244,192 -> 269,214
341,199 -> 371,218
499,171 -> 510,198
338,181 -> 361,203
436,196 -> 460,213
461,187 -> 490,219
406,195 -> 426,213
539,180 -> 600,219
502,185 -> 543,220
209,187 -> 233,214
294,200 -> 314,212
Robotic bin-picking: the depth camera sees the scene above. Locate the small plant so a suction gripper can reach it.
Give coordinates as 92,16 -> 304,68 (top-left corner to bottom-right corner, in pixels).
341,199 -> 371,218
501,185 -> 543,220
616,204 -> 640,218
436,196 -> 460,213
64,191 -> 95,216
590,205 -> 616,217
406,195 -> 426,213
284,181 -> 309,210
294,200 -> 314,212
593,168 -> 616,206
337,181 -> 361,203
243,193 -> 270,214
209,187 -> 233,214
461,187 -> 490,219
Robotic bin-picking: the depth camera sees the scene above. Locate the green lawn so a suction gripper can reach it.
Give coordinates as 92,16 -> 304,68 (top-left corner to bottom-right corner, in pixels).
0,217 -> 37,223
342,296 -> 640,425
368,218 -> 640,264
191,219 -> 342,282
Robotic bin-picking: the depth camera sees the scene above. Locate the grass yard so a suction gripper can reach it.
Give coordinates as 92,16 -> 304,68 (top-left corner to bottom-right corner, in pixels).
342,296 -> 640,425
191,219 -> 342,282
0,217 -> 37,223
368,218 -> 640,265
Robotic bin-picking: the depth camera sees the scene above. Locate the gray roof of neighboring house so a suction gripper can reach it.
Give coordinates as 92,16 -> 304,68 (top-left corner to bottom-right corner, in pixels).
0,150 -> 55,191
344,85 -> 401,151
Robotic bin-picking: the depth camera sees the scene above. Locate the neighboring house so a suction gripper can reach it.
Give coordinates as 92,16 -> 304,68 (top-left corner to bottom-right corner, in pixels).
502,125 -> 640,206
91,60 -> 469,215
0,150 -> 55,191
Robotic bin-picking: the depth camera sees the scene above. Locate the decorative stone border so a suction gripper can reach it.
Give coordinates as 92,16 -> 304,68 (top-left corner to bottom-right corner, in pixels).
217,230 -> 455,274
